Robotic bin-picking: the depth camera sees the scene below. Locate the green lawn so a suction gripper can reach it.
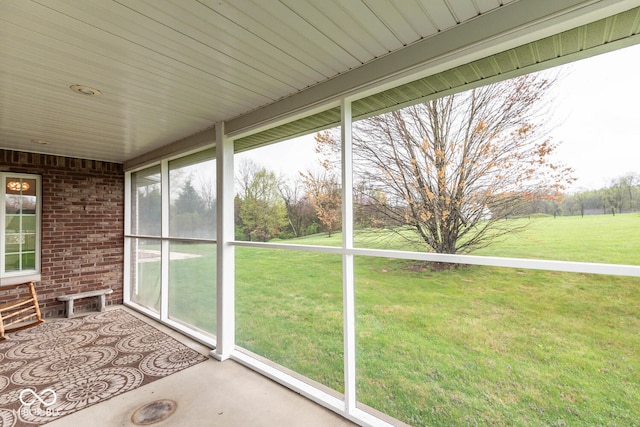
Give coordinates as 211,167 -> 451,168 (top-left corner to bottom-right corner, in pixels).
473,214 -> 640,264
351,258 -> 638,426
143,214 -> 640,426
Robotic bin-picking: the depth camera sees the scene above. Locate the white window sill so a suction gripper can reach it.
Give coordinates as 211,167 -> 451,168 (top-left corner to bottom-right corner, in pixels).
0,273 -> 42,286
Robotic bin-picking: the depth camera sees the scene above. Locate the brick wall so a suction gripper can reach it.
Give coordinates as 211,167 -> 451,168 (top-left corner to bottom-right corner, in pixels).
0,150 -> 124,317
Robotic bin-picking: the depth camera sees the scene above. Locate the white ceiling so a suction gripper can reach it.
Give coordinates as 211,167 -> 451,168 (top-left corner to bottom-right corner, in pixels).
0,0 -> 638,165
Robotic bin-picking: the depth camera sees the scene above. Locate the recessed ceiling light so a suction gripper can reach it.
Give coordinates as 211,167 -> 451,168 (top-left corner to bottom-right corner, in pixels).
31,139 -> 50,145
70,84 -> 101,96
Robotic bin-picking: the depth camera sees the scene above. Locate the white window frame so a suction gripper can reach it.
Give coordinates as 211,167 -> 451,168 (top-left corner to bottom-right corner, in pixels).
124,148 -> 219,348
224,96 -> 640,427
0,172 -> 42,286
123,110 -> 640,427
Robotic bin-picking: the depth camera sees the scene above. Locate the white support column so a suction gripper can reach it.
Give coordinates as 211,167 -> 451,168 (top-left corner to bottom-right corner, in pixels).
211,121 -> 235,361
341,98 -> 357,413
123,172 -> 131,304
160,160 -> 170,321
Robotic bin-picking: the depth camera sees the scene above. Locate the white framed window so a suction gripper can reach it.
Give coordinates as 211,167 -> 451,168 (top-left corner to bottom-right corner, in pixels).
124,148 -> 218,343
0,173 -> 41,286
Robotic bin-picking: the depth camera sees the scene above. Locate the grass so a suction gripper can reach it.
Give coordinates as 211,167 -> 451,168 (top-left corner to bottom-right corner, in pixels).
473,214 -> 640,264
282,214 -> 640,264
352,258 -> 639,426
138,213 -> 640,426
236,249 -> 344,387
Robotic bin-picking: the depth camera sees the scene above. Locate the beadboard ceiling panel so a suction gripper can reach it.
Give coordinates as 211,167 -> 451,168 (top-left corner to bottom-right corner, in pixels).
234,5 -> 640,152
0,0 -> 637,164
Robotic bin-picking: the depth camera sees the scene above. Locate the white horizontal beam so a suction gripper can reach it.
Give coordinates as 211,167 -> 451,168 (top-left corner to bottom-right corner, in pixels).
231,241 -> 640,277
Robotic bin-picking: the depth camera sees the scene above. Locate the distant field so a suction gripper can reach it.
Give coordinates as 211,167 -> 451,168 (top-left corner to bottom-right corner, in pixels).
279,213 -> 640,265
473,213 -> 640,264
140,213 -> 640,426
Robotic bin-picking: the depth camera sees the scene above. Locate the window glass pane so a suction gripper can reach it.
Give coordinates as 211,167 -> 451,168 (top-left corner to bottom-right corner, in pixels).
169,149 -> 216,239
5,215 -> 20,233
5,234 -> 36,253
5,254 -> 19,271
350,111 -> 442,253
23,234 -> 36,251
355,257 -> 640,426
5,234 -> 20,253
131,166 -> 161,236
127,151 -> 218,338
5,195 -> 20,215
350,65 -> 639,267
234,134 -> 340,244
5,178 -> 36,213
168,241 -> 216,335
129,238 -> 161,313
21,252 -> 35,270
21,215 -> 36,232
22,196 -> 36,214
236,247 -> 344,393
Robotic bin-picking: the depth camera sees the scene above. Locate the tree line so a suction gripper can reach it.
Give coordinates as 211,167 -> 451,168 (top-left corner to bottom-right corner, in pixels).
141,163 -> 637,246
235,155 -> 638,242
556,173 -> 640,217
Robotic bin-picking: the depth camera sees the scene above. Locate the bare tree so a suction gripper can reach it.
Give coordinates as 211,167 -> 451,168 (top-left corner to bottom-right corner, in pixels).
277,178 -> 317,238
197,171 -> 216,214
316,72 -> 574,254
300,169 -> 341,237
618,172 -> 639,212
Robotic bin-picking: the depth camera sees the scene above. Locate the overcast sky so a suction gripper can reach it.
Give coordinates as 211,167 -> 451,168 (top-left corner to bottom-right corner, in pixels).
551,43 -> 640,191
238,43 -> 640,192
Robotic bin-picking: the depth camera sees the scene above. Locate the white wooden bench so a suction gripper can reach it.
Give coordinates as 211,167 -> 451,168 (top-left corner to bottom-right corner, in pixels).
57,288 -> 113,318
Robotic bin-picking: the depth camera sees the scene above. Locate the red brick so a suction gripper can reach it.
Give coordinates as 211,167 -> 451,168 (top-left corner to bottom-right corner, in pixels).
0,149 -> 124,317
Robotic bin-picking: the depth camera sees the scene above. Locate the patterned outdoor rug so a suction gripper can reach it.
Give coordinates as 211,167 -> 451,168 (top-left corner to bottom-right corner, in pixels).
0,309 -> 207,426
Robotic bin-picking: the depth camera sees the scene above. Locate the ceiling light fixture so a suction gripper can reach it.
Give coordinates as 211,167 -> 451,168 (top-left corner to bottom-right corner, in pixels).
7,181 -> 30,192
70,84 -> 101,96
31,139 -> 50,145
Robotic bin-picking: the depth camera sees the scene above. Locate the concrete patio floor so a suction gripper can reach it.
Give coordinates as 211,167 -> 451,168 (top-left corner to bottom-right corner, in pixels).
44,306 -> 356,427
